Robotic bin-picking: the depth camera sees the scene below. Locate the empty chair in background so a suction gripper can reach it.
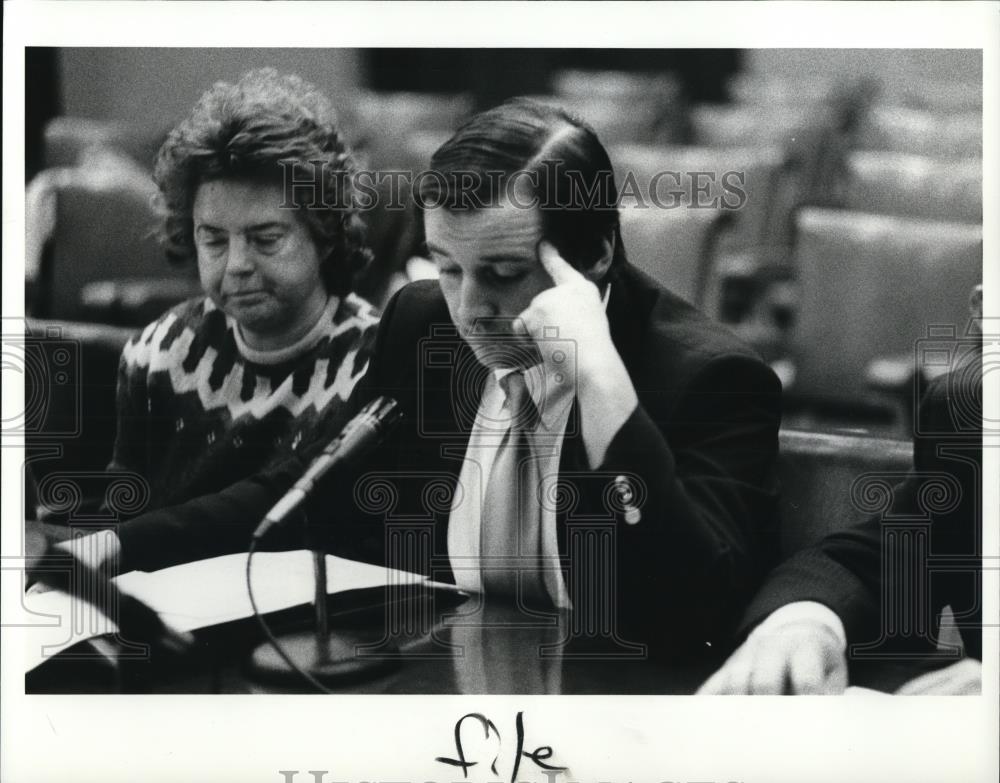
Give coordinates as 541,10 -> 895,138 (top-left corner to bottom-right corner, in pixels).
550,69 -> 686,144
695,70 -> 981,376
878,80 -> 982,114
725,72 -> 848,107
682,94 -> 852,353
611,143 -> 788,250
617,204 -> 724,306
689,71 -> 878,246
520,93 -> 677,147
704,70 -> 878,213
344,90 -> 474,171
557,96 -> 670,145
736,49 -> 980,112
551,68 -> 680,98
739,149 -> 981,398
855,106 -> 982,160
43,116 -> 169,171
723,70 -> 878,121
25,144 -> 201,325
787,208 -> 981,425
689,103 -> 829,149
610,143 -> 790,312
839,151 -> 982,224
688,102 -> 853,237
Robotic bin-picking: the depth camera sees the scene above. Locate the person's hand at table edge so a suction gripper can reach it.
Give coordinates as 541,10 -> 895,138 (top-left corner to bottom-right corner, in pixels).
698,603 -> 849,695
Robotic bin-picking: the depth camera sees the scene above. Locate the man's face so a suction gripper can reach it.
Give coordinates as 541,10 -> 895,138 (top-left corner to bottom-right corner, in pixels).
193,178 -> 327,350
425,204 -> 555,368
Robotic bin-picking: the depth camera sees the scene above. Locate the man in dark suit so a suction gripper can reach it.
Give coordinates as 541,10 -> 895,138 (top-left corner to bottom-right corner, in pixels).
84,99 -> 782,653
700,329 -> 983,693
320,98 -> 782,651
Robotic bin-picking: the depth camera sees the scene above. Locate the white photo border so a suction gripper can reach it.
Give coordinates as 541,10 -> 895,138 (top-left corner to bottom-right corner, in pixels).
3,2 -> 998,782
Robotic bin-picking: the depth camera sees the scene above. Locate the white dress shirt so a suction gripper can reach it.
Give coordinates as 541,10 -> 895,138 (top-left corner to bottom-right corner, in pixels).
448,285 -> 617,608
447,355 -> 575,606
447,286 -> 614,607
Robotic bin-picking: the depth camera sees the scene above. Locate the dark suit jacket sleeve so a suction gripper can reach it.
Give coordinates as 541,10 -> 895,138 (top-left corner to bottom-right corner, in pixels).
596,352 -> 782,650
113,387 -> 386,572
737,367 -> 982,659
114,455 -> 305,572
112,315 -> 396,574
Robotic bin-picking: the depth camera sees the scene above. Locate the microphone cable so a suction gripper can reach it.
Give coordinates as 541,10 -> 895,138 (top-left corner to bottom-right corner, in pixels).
245,534 -> 336,694
245,396 -> 403,693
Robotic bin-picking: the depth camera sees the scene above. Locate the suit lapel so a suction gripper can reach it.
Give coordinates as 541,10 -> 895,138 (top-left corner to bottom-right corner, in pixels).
404,305 -> 484,564
604,264 -> 649,380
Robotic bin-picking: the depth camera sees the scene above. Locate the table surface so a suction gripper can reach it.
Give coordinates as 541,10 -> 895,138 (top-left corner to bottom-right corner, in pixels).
23,521 -> 933,695
27,596 -> 725,695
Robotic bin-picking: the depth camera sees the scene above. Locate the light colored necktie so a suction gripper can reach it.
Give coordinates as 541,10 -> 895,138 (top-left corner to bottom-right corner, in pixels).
480,371 -> 547,604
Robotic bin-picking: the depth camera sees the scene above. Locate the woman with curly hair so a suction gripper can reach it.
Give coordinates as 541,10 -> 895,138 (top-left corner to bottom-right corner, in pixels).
61,69 -> 381,573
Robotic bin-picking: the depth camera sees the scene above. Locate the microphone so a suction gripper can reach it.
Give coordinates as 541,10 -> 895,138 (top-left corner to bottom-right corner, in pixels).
253,396 -> 403,540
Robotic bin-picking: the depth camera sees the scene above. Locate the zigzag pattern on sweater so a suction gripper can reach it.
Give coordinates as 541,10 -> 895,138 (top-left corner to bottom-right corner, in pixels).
122,296 -> 377,425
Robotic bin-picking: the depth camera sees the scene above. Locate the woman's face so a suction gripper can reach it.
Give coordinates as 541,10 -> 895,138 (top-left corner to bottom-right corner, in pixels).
193,178 -> 328,350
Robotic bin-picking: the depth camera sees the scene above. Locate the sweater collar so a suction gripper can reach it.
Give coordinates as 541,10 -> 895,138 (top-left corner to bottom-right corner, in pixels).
231,295 -> 340,365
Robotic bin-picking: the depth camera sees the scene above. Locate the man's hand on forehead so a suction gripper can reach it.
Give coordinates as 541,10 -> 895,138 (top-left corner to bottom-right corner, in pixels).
537,239 -> 585,287
520,241 -> 638,467
513,241 -> 617,379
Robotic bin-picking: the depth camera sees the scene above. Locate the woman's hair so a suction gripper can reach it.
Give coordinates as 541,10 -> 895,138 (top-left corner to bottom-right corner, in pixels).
419,98 -> 626,272
153,68 -> 371,296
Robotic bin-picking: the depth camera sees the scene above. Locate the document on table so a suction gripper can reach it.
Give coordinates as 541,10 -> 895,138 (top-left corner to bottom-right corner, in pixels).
22,550 -> 429,672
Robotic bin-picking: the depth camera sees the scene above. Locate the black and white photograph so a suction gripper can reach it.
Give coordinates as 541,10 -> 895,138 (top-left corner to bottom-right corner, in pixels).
2,3 -> 997,782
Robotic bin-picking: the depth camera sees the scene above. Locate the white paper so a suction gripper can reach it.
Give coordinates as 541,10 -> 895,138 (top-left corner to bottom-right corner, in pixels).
23,551 -> 428,672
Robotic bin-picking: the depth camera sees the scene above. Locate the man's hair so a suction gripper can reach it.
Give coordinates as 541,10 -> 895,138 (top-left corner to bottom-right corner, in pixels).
419,98 -> 626,273
153,68 -> 371,297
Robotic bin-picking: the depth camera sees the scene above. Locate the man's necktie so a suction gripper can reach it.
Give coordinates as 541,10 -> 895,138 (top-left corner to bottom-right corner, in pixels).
480,371 -> 547,604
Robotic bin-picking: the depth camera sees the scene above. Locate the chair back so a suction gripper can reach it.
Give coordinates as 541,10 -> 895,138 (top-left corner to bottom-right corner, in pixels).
777,428 -> 913,555
879,81 -> 982,113
42,170 -> 197,323
346,91 -> 473,171
611,143 -> 788,252
617,203 -> 723,305
856,106 -> 981,159
44,116 -> 167,171
840,151 -> 982,223
790,208 -> 982,405
690,104 -> 828,148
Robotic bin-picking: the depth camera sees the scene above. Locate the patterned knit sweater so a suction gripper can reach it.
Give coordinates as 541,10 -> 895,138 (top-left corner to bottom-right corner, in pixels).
108,294 -> 379,517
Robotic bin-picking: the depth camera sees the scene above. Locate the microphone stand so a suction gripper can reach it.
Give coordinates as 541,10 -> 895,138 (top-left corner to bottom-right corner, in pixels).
245,397 -> 405,689
245,512 -> 401,688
